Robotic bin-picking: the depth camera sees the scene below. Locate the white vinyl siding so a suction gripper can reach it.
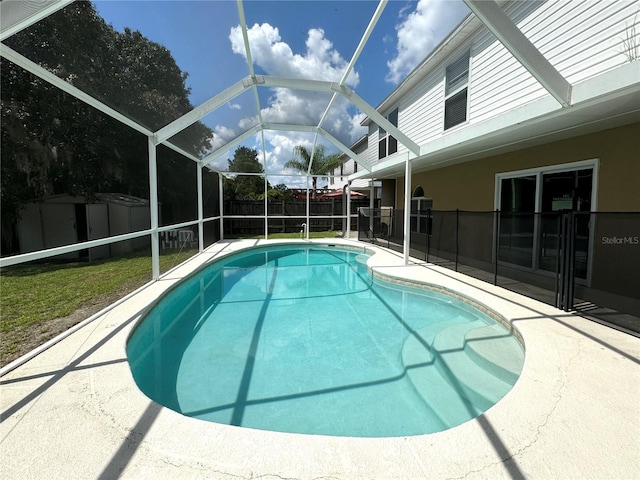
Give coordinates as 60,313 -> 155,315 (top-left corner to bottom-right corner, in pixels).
469,31 -> 543,123
396,74 -> 445,151
469,0 -> 637,124
532,1 -> 637,83
366,123 -> 380,166
366,0 -> 639,165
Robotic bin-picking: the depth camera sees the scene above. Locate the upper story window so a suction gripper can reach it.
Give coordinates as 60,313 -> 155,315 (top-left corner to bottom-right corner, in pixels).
378,108 -> 398,159
444,51 -> 470,130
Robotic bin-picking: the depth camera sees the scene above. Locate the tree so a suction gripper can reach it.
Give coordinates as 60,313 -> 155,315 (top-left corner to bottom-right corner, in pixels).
284,145 -> 343,198
223,147 -> 267,200
1,2 -> 213,253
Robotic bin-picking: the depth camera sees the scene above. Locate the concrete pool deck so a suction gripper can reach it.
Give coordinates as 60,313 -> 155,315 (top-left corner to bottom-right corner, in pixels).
1,239 -> 639,479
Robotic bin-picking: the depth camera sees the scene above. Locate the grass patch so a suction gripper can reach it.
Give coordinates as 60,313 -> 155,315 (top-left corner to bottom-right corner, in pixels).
0,249 -> 196,364
0,232 -> 343,365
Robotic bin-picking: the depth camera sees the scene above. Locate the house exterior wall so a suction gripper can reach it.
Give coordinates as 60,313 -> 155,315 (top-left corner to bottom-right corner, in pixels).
370,0 -> 639,167
326,158 -> 356,189
395,123 -> 640,212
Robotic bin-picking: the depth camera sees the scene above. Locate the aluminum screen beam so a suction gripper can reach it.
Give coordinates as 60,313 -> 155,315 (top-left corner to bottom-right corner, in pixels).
260,76 -> 336,93
200,125 -> 262,168
338,84 -> 421,156
464,0 -> 572,107
316,0 -> 388,130
317,127 -> 372,171
262,123 -> 371,171
0,44 -> 155,138
155,76 -> 254,143
0,0 -> 73,41
236,1 -> 266,146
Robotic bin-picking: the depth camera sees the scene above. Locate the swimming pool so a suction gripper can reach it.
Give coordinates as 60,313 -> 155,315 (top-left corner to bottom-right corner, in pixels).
127,244 -> 524,437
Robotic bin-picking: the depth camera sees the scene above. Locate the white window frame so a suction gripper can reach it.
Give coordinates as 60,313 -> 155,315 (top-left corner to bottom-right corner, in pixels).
444,50 -> 470,131
410,186 -> 433,234
378,108 -> 399,160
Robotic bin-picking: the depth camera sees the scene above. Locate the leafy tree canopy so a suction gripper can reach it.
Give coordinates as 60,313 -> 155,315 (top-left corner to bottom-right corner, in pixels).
1,2 -> 214,253
223,147 -> 268,201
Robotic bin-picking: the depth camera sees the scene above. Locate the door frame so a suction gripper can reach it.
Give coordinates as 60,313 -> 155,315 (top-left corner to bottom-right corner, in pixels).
494,158 -> 599,285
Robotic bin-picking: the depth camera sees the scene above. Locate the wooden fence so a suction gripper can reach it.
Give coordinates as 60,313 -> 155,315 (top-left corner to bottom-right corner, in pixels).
224,199 -> 373,234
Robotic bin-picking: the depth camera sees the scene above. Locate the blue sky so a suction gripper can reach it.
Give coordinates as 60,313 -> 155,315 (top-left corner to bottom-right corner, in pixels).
94,0 -> 469,180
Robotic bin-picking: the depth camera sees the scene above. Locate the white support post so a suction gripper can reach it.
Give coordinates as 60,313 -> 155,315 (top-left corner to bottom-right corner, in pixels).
148,137 -> 160,279
197,163 -> 204,252
305,176 -> 310,240
403,158 -> 412,265
219,174 -> 225,240
346,183 -> 351,238
264,175 -> 268,239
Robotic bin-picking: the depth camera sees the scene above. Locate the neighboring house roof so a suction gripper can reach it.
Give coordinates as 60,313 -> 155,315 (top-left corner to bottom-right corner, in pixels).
338,134 -> 368,160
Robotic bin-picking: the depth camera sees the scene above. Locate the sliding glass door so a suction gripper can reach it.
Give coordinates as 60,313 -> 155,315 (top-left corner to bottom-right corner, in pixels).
538,168 -> 593,278
497,162 -> 596,280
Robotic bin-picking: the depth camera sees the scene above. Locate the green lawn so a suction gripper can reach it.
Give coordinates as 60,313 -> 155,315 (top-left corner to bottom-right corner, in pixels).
1,250 -> 197,333
0,249 -> 196,363
0,232 -> 342,364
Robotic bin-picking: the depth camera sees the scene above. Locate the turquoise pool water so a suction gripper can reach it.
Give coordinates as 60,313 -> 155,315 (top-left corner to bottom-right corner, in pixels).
127,244 -> 524,437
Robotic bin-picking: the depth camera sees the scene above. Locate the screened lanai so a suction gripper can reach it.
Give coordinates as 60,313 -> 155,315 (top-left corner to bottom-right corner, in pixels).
1,0 -> 435,278
2,0 -> 601,276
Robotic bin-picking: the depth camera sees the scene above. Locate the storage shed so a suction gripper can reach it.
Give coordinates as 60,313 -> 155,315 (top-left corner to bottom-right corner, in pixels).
18,193 -> 151,261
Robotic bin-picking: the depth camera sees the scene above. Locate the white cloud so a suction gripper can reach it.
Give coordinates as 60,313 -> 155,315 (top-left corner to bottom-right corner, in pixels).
386,0 -> 469,84
228,23 -> 365,154
263,131 -> 313,174
229,23 -> 358,86
208,124 -> 237,152
228,102 -> 242,110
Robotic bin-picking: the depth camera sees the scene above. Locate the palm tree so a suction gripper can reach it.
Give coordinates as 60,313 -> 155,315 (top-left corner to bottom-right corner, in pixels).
284,144 -> 344,199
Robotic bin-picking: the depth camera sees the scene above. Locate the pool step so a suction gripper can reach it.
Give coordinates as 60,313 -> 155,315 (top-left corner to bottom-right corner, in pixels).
464,324 -> 523,384
402,319 -> 482,428
432,322 -> 517,411
402,319 -> 522,427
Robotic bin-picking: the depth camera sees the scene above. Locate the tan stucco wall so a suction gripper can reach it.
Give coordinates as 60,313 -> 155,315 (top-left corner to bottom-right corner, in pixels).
396,123 -> 640,212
